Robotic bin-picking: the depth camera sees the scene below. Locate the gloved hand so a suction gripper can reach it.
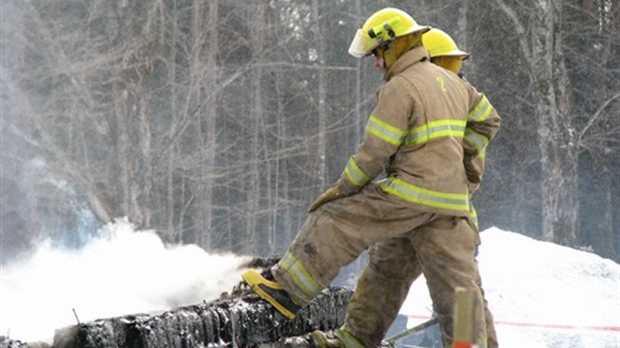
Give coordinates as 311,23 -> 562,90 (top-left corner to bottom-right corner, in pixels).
308,186 -> 344,213
463,143 -> 481,184
463,142 -> 479,160
464,160 -> 482,184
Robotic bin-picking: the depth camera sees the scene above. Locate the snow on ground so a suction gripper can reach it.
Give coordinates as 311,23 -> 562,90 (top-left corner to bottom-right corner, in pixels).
401,227 -> 620,348
1,220 -> 618,347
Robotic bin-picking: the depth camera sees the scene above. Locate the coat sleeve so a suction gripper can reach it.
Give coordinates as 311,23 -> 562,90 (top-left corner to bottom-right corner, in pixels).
463,84 -> 501,189
335,77 -> 412,195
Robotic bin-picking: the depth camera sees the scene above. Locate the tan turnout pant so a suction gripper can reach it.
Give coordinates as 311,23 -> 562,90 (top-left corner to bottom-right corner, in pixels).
272,183 -> 489,347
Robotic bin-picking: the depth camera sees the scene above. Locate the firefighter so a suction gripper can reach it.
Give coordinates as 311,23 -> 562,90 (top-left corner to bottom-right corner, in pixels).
242,8 -> 500,348
422,28 -> 483,205
423,28 -> 470,76
423,27 -> 499,348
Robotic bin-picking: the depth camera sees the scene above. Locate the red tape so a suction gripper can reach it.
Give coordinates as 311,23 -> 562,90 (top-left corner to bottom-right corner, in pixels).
406,314 -> 620,332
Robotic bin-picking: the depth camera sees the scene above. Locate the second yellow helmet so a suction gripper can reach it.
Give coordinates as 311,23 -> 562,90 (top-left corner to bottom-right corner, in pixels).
422,28 -> 470,59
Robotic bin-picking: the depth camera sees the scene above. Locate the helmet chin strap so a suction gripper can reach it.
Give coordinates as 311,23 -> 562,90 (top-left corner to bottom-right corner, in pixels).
382,33 -> 422,69
431,56 -> 464,74
382,42 -> 398,69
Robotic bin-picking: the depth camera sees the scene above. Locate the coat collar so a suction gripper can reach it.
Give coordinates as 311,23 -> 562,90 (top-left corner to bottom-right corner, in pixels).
384,46 -> 430,81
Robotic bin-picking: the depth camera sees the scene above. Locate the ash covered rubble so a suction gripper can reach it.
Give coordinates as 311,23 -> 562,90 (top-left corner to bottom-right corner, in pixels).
1,258 -> 400,348
50,285 -> 356,348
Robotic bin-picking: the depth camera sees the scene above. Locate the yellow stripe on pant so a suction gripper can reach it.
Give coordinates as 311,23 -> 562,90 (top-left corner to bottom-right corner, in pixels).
279,251 -> 323,299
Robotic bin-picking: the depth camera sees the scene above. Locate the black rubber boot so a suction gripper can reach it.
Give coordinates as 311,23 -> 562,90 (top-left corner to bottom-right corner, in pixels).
241,269 -> 301,319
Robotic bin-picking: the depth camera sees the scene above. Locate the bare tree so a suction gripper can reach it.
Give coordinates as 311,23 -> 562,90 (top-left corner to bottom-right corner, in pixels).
2,0 -> 617,263
565,0 -> 619,258
492,0 -> 577,245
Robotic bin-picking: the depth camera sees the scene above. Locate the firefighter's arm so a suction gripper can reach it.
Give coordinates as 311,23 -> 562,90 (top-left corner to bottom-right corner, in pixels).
463,88 -> 501,185
308,79 -> 410,212
465,91 -> 500,154
337,78 -> 411,193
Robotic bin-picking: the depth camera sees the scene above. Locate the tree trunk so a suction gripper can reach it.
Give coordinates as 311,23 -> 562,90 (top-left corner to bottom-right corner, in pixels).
495,0 -> 578,245
201,0 -> 219,249
247,1 -> 266,254
312,0 -> 328,189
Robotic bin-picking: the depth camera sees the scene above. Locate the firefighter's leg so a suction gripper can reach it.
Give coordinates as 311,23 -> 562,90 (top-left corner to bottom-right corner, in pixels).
245,184 -> 434,321
243,196 -> 373,318
471,203 -> 499,348
243,198 -> 369,317
273,185 -> 431,304
338,237 -> 423,347
412,216 -> 487,348
477,271 -> 498,348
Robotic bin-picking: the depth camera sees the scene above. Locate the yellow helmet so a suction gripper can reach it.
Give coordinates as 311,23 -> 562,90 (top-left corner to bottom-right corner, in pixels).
422,28 -> 470,59
348,8 -> 430,58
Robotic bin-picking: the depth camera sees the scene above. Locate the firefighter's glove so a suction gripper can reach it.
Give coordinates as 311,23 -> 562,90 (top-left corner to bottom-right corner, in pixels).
308,186 -> 344,213
464,160 -> 481,184
463,142 -> 479,160
463,143 -> 481,184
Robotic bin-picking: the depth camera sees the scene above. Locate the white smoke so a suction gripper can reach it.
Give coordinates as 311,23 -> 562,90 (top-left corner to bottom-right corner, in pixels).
0,217 -> 251,343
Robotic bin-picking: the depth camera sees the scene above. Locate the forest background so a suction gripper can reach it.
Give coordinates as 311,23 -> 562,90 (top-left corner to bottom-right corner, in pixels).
1,0 -> 618,265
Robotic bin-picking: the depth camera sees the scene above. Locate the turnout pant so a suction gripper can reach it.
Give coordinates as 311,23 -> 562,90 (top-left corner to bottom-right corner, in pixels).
271,183 -> 490,347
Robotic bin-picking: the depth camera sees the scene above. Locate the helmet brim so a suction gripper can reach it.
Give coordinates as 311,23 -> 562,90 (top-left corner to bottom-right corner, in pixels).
441,49 -> 471,60
348,25 -> 430,58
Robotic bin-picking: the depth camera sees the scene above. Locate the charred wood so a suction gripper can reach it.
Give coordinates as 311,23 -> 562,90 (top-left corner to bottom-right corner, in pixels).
52,287 -> 353,348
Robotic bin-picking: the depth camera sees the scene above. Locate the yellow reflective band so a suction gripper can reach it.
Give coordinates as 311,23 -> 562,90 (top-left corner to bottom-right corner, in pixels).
380,177 -> 470,212
344,157 -> 371,187
470,206 -> 478,218
405,119 -> 466,145
464,130 -> 489,159
280,252 -> 322,298
478,335 -> 489,348
468,95 -> 493,122
470,206 -> 479,230
366,115 -> 407,146
335,326 -> 365,348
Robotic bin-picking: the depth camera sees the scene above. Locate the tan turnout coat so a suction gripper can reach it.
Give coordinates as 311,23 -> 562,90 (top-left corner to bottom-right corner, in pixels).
336,46 -> 500,217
